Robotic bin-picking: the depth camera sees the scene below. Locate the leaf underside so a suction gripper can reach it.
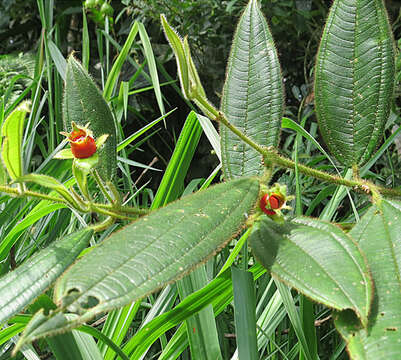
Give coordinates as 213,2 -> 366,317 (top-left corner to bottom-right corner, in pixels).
16,178 -> 259,343
63,56 -> 117,181
335,200 -> 401,359
250,216 -> 372,327
314,0 -> 394,167
220,0 -> 283,179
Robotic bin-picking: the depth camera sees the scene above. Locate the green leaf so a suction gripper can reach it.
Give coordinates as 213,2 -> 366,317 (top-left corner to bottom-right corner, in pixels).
17,178 -> 259,342
47,39 -> 67,81
232,267 -> 258,360
183,37 -> 206,100
98,301 -> 141,360
250,216 -> 373,327
275,280 -> 315,360
177,266 -> 222,360
116,109 -> 174,152
54,148 -> 74,159
46,315 -> 103,360
82,8 -> 90,71
103,21 -> 138,101
151,111 -> 202,209
138,22 -> 165,116
220,0 -> 283,179
335,200 -> 401,359
63,55 -> 117,181
0,203 -> 67,262
314,0 -> 395,167
161,15 -> 190,99
0,323 -> 26,348
0,229 -> 92,324
1,101 -> 29,180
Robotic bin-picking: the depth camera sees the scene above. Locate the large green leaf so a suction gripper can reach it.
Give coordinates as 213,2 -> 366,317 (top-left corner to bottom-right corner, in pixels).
220,0 -> 283,179
335,199 -> 401,359
0,229 -> 92,324
314,0 -> 394,167
250,216 -> 373,327
15,177 -> 259,344
63,56 -> 117,181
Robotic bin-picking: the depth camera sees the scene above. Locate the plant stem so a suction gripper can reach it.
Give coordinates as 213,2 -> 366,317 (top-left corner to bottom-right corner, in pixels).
0,185 -> 142,220
89,216 -> 115,232
0,185 -> 69,203
96,203 -> 149,215
194,95 -> 401,198
92,170 -> 114,204
90,205 -> 137,220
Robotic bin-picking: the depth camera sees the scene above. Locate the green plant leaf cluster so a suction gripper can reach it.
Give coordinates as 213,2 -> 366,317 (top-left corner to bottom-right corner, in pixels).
12,177 -> 259,350
1,0 -> 401,359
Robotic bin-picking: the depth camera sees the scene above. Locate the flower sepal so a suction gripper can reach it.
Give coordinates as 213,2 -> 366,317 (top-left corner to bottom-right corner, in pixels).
74,153 -> 99,174
258,183 -> 293,222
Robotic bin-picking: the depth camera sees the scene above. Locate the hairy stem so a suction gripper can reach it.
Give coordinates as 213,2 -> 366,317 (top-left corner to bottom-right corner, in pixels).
193,96 -> 401,198
0,185 -> 144,220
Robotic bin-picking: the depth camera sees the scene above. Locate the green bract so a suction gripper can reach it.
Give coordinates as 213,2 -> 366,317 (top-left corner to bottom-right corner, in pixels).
63,56 -> 117,181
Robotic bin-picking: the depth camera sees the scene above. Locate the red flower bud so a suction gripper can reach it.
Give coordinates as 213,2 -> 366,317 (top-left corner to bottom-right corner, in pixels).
269,193 -> 284,210
259,194 -> 276,216
62,122 -> 97,159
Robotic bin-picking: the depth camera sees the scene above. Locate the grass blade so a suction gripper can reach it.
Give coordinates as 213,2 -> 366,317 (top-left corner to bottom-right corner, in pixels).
232,267 -> 258,360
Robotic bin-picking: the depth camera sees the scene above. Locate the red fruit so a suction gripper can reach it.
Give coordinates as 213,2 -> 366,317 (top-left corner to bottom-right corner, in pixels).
64,124 -> 97,159
269,194 -> 284,210
260,194 -> 276,216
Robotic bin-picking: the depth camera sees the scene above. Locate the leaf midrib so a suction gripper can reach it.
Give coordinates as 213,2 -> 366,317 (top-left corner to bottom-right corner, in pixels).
59,182 -> 256,311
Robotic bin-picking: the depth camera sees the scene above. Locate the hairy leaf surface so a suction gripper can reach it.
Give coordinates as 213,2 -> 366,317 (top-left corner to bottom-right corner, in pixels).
63,56 -> 117,181
15,178 -> 259,344
335,200 -> 401,359
250,217 -> 372,327
55,178 -> 258,315
315,0 -> 394,167
0,229 -> 92,324
220,0 -> 283,179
